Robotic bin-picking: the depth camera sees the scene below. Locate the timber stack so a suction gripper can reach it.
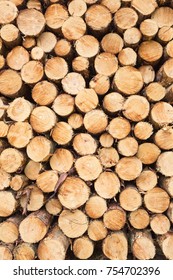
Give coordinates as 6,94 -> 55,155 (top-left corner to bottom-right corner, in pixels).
0,0 -> 173,260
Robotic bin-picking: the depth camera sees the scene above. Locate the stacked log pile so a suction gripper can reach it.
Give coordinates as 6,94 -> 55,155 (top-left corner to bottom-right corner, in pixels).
0,0 -> 173,260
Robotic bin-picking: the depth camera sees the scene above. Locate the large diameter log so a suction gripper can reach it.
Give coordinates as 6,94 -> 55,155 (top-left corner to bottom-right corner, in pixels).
144,187 -> 170,213
13,243 -> 36,260
7,98 -> 33,121
84,110 -> 108,134
26,136 -> 53,162
45,4 -> 68,32
0,1 -> 18,24
114,8 -> 138,32
21,61 -> 44,85
7,122 -> 33,148
151,7 -> 173,28
0,148 -> 25,173
132,0 -> 157,17
119,187 -> 142,211
19,209 -> 52,243
158,232 -> 173,260
37,32 -> 57,53
116,157 -> 142,181
136,169 -> 157,191
50,148 -> 74,173
62,16 -> 86,41
7,46 -> 29,71
38,225 -> 70,260
102,232 -> 128,260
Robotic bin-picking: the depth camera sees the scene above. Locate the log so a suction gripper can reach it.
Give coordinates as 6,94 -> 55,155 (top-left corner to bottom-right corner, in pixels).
150,214 -> 170,234
38,225 -> 70,260
140,19 -> 158,40
117,137 -> 138,157
45,4 -> 68,32
0,169 -> 11,191
72,56 -> 89,78
89,74 -> 110,95
0,215 -> 22,243
51,122 -> 73,145
75,88 -> 98,113
101,33 -> 123,55
7,122 -> 33,148
68,113 -> 84,130
101,0 -> 121,13
75,155 -> 102,181
6,46 -> 29,71
10,174 -> 28,191
50,148 -> 74,173
58,177 -> 90,209
165,40 -> 173,59
123,96 -> 150,122
36,170 -> 58,193
22,36 -> 36,50
103,92 -> 125,114
0,1 -> 18,24
132,0 -> 158,17
116,157 -> 142,181
156,58 -> 173,87
165,84 -> 173,104
145,82 -> 166,102
131,231 -> 156,260
139,65 -> 155,84
103,206 -> 126,231
129,208 -> 150,229
138,40 -> 163,64
154,126 -> 173,150
30,46 -> 45,61
123,27 -> 142,47
62,16 -> 86,41
144,187 -> 170,213
0,121 -> 9,138
84,109 -> 108,134
26,136 -> 53,162
94,52 -> 118,77
158,232 -> 173,259
21,61 -> 44,85
167,201 -> 173,223
20,185 -> 44,212
37,32 -> 57,53
13,243 -> 36,260
102,232 -> 128,260
0,70 -> 22,97
24,160 -> 42,181
45,198 -> 62,215
0,55 -> 5,70
26,0 -> 42,10
54,39 -> 72,58
107,117 -> 131,139
62,72 -> 86,95
73,236 -> 94,259
88,220 -> 108,241
136,169 -> 157,191
32,81 -> 58,106
45,57 -> 68,82
0,24 -> 21,48
52,94 -> 74,117
68,0 -> 87,17
133,121 -> 153,140
118,47 -> 137,66
114,8 -> 138,32
7,98 -> 33,121
58,209 -> 89,238
136,143 -> 161,164
151,7 -> 173,28
158,26 -> 173,44
160,176 -> 173,197
119,186 -> 142,211
98,147 -> 119,168
99,133 -> 114,148
0,191 -> 17,217
156,152 -> 173,176
73,133 -> 97,155
19,209 -> 52,243
0,244 -> 13,260
75,35 -> 99,58
85,195 -> 107,219
0,148 -> 25,173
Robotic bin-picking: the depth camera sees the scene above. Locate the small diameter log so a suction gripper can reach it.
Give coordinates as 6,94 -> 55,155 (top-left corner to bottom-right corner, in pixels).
156,58 -> 173,87
0,169 -> 11,191
131,0 -> 157,17
129,208 -> 150,229
158,26 -> 173,44
0,191 -> 17,217
19,209 -> 52,243
73,133 -> 97,155
58,209 -> 89,238
84,109 -> 108,134
160,176 -> 173,197
13,243 -> 36,260
20,185 -> 44,212
167,202 -> 173,223
50,148 -> 74,173
98,147 -> 119,168
151,7 -> 173,28
72,57 -> 89,78
75,35 -> 99,58
114,8 -> 138,32
7,46 -> 29,71
99,133 -> 114,148
0,55 -> 5,70
94,52 -> 118,77
117,137 -> 138,157
45,57 -> 68,82
139,65 -> 155,84
144,187 -> 170,213
0,24 -> 20,48
0,121 -> 9,138
22,36 -> 36,50
155,126 -> 173,150
94,171 -> 120,199
103,232 -> 128,260
26,0 -> 42,10
123,27 -> 142,48
113,66 -> 143,95
45,4 -> 68,32
107,117 -> 131,139
116,157 -> 142,181
54,39 -> 72,58
89,74 -> 110,95
37,32 -> 57,53
156,152 -> 173,176
165,40 -> 173,59
51,122 -> 73,145
52,94 -> 74,117
85,4 -> 112,34
103,92 -> 125,114
140,19 -> 158,40
101,33 -> 123,55
0,148 -> 25,173
123,96 -> 150,122
68,113 -> 83,130
0,1 -> 18,24
30,106 -> 57,133
58,177 -> 90,210
38,225 -> 70,260
0,215 -> 22,243
17,9 -> 45,36
10,174 -> 28,191
62,72 -> 86,96
158,232 -> 173,260
0,70 -> 22,97
31,46 -> 45,61
32,81 -> 58,106
103,206 -> 126,231
68,0 -> 87,17
45,198 -> 62,215
118,48 -> 137,66
136,169 -> 157,192
101,0 -> 121,13
0,244 -> 13,260
131,231 -> 156,260
26,136 -> 53,162
75,155 -> 102,181
119,187 -> 142,211
138,41 -> 163,64
7,122 -> 33,148
75,88 -> 99,113
136,143 -> 161,164
7,98 -> 33,122
85,195 -> 107,219
36,171 -> 58,193
88,220 -> 108,241
73,236 -> 94,260
133,121 -> 153,140
150,214 -> 170,234
21,61 -> 44,85
24,160 -> 42,181
145,82 -> 166,102
62,16 -> 86,41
